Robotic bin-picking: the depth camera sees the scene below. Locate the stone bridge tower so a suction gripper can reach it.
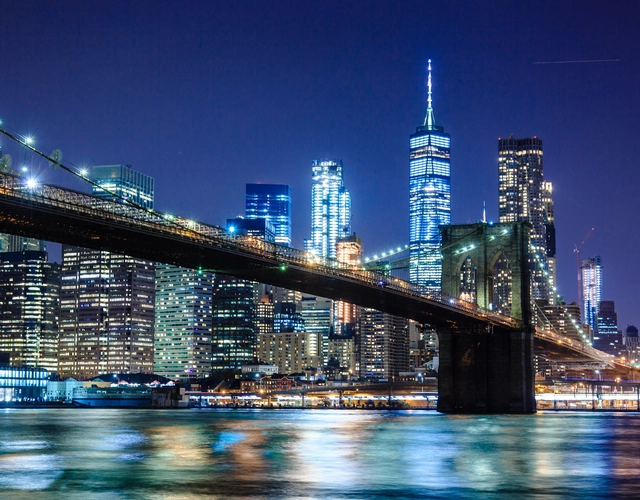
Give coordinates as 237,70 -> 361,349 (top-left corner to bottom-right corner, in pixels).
437,221 -> 535,413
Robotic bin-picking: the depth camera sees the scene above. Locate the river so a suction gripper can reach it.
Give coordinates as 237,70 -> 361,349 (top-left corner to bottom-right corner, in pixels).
1,408 -> 639,499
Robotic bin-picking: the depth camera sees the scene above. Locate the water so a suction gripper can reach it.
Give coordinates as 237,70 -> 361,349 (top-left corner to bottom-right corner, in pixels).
1,408 -> 639,499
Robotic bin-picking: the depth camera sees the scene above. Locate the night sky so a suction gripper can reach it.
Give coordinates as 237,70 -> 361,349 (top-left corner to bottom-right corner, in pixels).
1,1 -> 638,329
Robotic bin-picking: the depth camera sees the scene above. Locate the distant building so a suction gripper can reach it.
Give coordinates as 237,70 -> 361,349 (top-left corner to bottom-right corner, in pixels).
256,331 -> 317,374
581,256 -> 602,333
594,301 -> 621,356
58,164 -> 156,379
358,309 -> 409,380
536,300 -> 589,344
306,159 -> 351,259
624,325 -> 639,363
335,235 -> 362,336
91,164 -> 154,208
226,217 -> 275,242
498,136 -> 550,302
300,296 -> 332,366
211,276 -> 256,370
0,251 -> 59,371
245,184 -> 292,246
154,265 -> 213,382
409,59 -> 450,290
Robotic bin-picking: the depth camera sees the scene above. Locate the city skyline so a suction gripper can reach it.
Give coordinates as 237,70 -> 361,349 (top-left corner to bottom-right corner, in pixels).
0,1 -> 638,329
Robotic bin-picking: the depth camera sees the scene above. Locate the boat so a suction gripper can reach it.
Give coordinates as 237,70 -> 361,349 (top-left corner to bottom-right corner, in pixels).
72,386 -> 152,408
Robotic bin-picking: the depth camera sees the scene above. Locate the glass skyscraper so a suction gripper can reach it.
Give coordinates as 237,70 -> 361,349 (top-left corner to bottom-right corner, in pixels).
409,60 -> 451,289
245,184 -> 292,246
581,255 -> 602,333
307,159 -> 351,259
91,164 -> 154,208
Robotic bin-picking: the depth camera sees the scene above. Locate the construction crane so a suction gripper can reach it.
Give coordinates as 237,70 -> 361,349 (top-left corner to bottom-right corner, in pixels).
574,228 -> 595,312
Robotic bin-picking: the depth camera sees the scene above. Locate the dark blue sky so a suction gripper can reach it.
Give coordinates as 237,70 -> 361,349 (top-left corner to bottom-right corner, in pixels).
1,1 -> 638,329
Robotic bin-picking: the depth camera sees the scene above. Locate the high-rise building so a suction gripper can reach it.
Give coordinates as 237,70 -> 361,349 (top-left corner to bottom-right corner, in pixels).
58,164 -> 156,379
211,276 -> 256,370
58,247 -> 156,379
581,256 -> 602,333
498,136 -> 549,302
154,265 -> 213,381
306,159 -> 351,259
409,59 -> 451,290
624,325 -> 639,363
542,181 -> 557,305
0,251 -> 59,372
335,235 -> 362,336
226,217 -> 275,242
358,309 -> 409,380
300,296 -> 332,366
245,184 -> 292,246
91,164 -> 154,208
594,301 -> 621,356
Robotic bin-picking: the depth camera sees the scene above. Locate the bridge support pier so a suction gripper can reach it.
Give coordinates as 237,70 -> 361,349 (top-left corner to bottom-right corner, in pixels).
437,328 -> 536,414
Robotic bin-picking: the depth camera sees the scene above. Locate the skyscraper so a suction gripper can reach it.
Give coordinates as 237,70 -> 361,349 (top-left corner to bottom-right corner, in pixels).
594,300 -> 621,355
0,251 -> 59,371
409,59 -> 451,289
581,256 -> 602,333
91,164 -> 154,208
154,265 -> 213,381
542,181 -> 557,304
58,165 -> 156,379
306,159 -> 351,259
498,136 -> 549,301
246,184 -> 292,246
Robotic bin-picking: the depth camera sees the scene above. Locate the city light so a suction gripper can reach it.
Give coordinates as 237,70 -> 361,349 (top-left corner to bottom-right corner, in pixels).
25,178 -> 38,190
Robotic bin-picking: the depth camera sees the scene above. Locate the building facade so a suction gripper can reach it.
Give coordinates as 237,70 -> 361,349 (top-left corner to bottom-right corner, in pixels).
245,184 -> 292,246
498,136 -> 550,303
91,164 -> 154,208
0,251 -> 59,371
581,256 -> 602,333
409,60 -> 451,290
154,265 -> 213,381
358,309 -> 409,380
594,301 -> 621,356
58,247 -> 156,379
306,159 -> 351,259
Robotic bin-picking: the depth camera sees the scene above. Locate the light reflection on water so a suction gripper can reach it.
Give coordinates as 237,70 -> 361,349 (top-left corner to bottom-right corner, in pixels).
1,409 -> 640,498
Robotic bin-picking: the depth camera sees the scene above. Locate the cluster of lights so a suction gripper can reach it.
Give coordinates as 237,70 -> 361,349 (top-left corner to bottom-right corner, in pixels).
362,244 -> 409,264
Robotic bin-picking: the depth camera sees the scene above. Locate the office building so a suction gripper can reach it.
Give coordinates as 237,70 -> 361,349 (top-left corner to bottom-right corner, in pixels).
581,256 -> 602,333
624,325 -> 639,364
358,309 -> 409,380
335,235 -> 362,336
211,276 -> 256,370
542,181 -> 557,304
0,251 -> 59,371
154,265 -> 213,381
498,136 -> 550,302
245,184 -> 292,246
409,59 -> 451,290
91,164 -> 154,208
226,217 -> 275,242
58,164 -> 156,379
257,331 -> 315,375
306,159 -> 351,259
594,301 -> 622,356
58,247 -> 156,379
300,296 -> 332,366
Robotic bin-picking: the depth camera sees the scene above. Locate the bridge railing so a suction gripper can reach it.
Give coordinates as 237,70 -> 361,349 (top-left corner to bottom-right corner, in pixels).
0,172 -> 519,328
535,326 -> 615,366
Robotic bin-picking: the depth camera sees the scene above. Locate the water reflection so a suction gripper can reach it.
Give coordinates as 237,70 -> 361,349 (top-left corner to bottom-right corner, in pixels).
0,409 -> 639,498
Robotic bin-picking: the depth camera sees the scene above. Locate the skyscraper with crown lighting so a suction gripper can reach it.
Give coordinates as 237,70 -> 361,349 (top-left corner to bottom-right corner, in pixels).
409,60 -> 450,289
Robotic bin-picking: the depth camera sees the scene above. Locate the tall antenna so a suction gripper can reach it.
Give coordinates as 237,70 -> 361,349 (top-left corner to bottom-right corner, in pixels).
427,59 -> 433,110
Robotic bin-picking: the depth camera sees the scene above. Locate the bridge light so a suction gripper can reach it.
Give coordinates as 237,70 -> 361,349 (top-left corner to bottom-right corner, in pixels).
80,168 -> 88,176
279,263 -> 287,272
25,178 -> 38,190
24,136 -> 33,145
229,226 -> 235,234
197,266 -> 203,275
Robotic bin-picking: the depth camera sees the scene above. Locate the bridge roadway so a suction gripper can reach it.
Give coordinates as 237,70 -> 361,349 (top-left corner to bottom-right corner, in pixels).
0,171 -> 616,368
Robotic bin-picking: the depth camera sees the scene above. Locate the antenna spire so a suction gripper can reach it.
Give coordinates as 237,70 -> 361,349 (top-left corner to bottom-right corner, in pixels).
427,59 -> 432,110
423,58 -> 438,130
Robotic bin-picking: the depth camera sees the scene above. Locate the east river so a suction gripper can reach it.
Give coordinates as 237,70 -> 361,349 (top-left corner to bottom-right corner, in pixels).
2,409 -> 640,499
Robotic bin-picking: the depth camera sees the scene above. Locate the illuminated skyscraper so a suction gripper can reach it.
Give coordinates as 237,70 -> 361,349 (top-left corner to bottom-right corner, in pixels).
306,159 -> 351,259
409,59 -> 450,289
0,251 -> 59,371
498,136 -> 550,301
581,256 -> 602,333
154,265 -> 213,381
246,184 -> 292,246
58,165 -> 156,379
91,164 -> 154,208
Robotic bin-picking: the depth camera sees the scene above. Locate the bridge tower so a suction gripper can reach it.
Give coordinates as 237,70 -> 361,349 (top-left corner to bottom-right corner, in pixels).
438,221 -> 535,413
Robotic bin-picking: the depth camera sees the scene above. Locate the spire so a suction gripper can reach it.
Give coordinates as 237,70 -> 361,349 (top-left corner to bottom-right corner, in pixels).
423,59 -> 438,130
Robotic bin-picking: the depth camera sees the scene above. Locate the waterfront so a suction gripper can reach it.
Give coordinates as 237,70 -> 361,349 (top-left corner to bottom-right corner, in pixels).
1,409 -> 640,498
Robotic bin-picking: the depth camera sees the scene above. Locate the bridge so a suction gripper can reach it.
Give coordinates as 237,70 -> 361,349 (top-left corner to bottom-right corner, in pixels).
0,130 -> 631,413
